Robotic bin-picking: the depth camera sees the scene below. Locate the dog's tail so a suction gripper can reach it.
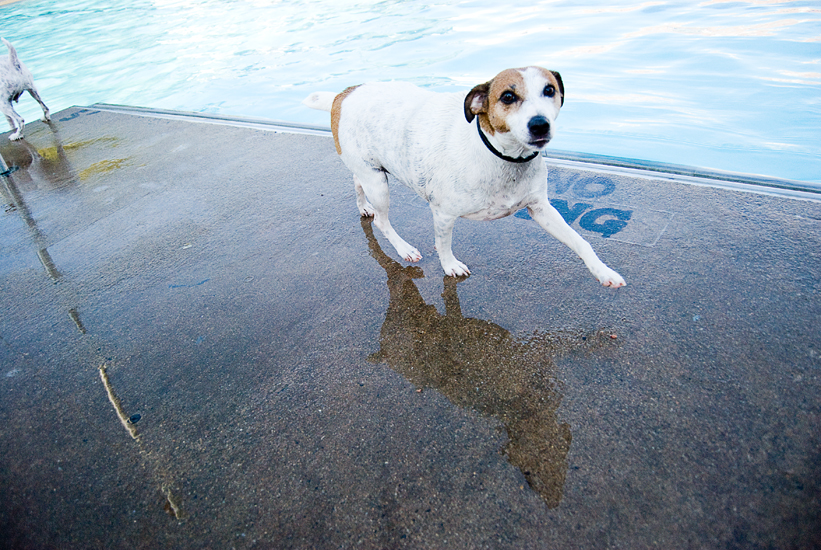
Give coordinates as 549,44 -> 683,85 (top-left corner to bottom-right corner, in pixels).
1,39 -> 21,69
302,91 -> 336,112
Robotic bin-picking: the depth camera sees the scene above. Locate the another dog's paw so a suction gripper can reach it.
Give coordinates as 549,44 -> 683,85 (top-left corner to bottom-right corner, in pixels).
9,132 -> 23,141
595,266 -> 625,288
442,259 -> 470,277
41,113 -> 51,122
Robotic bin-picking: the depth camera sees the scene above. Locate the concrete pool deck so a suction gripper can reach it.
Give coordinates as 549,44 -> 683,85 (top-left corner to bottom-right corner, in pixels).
1,106 -> 819,549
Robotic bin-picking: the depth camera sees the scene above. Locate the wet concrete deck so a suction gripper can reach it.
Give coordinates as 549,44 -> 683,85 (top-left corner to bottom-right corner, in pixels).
1,107 -> 819,549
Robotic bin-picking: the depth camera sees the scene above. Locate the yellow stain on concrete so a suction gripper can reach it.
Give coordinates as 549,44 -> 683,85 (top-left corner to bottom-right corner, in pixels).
79,158 -> 130,181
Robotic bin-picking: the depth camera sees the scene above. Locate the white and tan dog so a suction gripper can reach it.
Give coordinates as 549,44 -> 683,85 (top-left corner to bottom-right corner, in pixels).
303,66 -> 625,287
1,38 -> 50,141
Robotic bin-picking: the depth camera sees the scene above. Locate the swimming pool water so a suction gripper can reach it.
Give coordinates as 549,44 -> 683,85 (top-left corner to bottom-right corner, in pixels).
2,0 -> 820,183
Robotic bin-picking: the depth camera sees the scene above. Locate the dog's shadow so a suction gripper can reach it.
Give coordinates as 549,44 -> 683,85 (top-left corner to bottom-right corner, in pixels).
361,218 -> 610,508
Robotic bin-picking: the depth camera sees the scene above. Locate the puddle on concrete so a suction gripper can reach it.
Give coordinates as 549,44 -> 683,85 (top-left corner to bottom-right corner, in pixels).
360,217 -> 616,507
0,122 -> 150,268
0,128 -> 130,192
0,131 -> 77,191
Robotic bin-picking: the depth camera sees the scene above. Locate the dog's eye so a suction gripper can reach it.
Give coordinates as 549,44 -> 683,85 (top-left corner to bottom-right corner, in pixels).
543,85 -> 556,97
500,91 -> 518,105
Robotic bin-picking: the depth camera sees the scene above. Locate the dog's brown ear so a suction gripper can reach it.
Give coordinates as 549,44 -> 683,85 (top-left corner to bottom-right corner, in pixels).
550,70 -> 565,106
464,81 -> 490,123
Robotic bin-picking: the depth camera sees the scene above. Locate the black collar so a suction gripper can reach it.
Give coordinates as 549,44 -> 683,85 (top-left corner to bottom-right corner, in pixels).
476,118 -> 540,164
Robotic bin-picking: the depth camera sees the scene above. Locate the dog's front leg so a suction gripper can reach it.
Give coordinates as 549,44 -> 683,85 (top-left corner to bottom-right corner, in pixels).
527,200 -> 625,288
431,208 -> 470,277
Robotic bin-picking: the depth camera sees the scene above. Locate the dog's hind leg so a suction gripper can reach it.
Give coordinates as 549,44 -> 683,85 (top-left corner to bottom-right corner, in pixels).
353,168 -> 421,263
353,175 -> 375,217
27,87 -> 50,122
0,101 -> 24,140
431,208 -> 470,277
527,199 -> 625,288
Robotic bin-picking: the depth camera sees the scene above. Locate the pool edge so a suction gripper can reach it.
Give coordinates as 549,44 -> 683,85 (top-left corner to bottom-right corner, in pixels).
87,103 -> 821,201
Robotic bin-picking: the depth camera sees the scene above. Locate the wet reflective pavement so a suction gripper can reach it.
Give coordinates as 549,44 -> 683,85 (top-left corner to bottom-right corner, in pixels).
1,107 -> 819,549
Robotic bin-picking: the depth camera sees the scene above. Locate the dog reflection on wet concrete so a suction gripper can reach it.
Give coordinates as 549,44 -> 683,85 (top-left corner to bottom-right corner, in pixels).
0,124 -> 77,192
361,218 -> 611,508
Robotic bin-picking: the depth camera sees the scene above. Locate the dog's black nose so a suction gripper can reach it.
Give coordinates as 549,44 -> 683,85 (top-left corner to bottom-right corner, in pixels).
528,116 -> 551,138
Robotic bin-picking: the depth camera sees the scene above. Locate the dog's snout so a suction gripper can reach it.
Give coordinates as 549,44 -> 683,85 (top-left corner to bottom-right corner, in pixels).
528,116 -> 551,138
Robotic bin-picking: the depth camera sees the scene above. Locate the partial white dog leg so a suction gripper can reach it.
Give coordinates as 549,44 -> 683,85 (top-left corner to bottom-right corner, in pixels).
353,167 -> 421,263
1,102 -> 23,140
28,87 -> 50,122
431,208 -> 470,277
527,200 -> 626,288
353,175 -> 375,217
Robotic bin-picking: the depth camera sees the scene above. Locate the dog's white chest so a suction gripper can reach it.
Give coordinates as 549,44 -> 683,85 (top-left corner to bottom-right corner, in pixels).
460,193 -> 530,221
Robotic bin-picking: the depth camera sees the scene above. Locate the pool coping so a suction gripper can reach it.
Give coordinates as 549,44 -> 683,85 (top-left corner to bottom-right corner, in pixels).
89,103 -> 821,201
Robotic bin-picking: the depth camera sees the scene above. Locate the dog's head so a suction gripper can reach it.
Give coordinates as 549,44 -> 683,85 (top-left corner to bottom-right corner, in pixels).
464,67 -> 564,151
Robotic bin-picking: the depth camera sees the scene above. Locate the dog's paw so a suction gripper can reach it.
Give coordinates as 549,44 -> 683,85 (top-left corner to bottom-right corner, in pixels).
595,266 -> 625,288
442,259 -> 470,277
403,248 -> 422,263
8,132 -> 23,141
395,242 -> 422,263
359,203 -> 375,217
41,113 -> 51,122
